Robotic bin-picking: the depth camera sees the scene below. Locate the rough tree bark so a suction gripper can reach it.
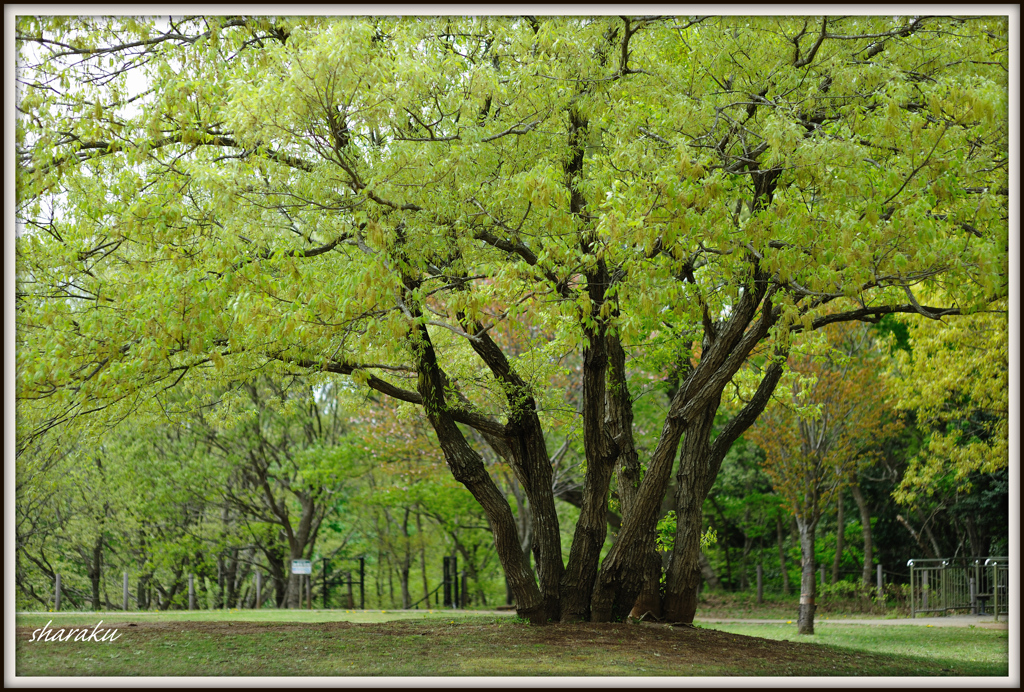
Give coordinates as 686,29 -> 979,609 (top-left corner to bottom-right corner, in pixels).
559,261 -> 623,623
662,351 -> 788,622
409,316 -> 546,622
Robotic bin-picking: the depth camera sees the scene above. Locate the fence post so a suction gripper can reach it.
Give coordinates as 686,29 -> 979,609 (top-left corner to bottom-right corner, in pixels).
54,573 -> 61,612
876,564 -> 883,600
255,570 -> 262,610
756,564 -> 763,604
188,574 -> 195,610
908,560 -> 915,618
123,572 -> 130,611
969,576 -> 976,615
922,570 -> 929,611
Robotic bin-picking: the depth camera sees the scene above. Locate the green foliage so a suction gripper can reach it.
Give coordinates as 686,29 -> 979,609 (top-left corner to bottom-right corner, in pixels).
656,512 -> 717,554
16,15 -> 1008,443
873,314 -> 911,355
887,302 -> 1009,504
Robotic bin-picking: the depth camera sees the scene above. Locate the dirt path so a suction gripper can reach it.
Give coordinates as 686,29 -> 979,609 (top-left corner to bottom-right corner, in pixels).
696,614 -> 1008,629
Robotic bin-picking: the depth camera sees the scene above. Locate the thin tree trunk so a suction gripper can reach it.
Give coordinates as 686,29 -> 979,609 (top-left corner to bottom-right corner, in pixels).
740,505 -> 753,591
399,508 -> 412,609
831,490 -> 845,585
456,311 -> 562,620
417,510 -> 430,603
776,515 -> 791,595
963,515 -> 981,559
922,519 -> 943,559
698,549 -> 722,590
850,483 -> 873,586
896,514 -> 937,558
90,536 -> 103,612
797,518 -> 817,635
387,552 -> 395,608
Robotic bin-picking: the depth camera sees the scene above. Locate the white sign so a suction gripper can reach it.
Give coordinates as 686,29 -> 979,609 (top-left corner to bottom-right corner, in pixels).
291,559 -> 312,575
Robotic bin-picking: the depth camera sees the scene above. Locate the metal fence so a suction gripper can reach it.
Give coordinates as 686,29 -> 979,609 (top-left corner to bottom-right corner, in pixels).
908,556 -> 1008,620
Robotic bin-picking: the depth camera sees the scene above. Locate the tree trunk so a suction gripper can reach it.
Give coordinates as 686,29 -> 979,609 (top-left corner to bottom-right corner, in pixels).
399,508 -> 412,609
921,519 -> 943,559
896,514 -> 937,558
628,539 -> 664,621
453,310 -> 560,620
90,536 -> 103,612
506,475 -> 534,576
697,549 -> 722,590
740,506 -> 753,591
286,544 -> 303,609
963,515 -> 981,559
590,413 -> 687,622
662,351 -> 786,623
417,510 -> 430,603
796,518 -> 817,635
850,482 -> 873,586
433,418 -> 544,621
453,539 -> 486,606
661,412 -> 717,623
513,425 -> 563,620
776,515 -> 791,595
411,322 -> 546,622
831,490 -> 845,585
559,326 -> 620,622
260,542 -> 287,608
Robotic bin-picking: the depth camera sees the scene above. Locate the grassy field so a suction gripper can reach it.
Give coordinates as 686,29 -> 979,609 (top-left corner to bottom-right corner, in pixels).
13,609 -> 1010,678
694,591 -> 908,619
15,608 -> 479,626
709,622 -> 1008,677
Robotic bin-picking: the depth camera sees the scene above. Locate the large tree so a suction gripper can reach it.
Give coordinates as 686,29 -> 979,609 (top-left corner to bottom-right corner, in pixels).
16,15 -> 1009,623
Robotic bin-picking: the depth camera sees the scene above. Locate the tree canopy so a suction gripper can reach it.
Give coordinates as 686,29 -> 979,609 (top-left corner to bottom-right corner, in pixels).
16,14 -> 1010,623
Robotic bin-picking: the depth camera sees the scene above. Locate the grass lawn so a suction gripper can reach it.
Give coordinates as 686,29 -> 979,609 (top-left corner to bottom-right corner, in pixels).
13,610 -> 1011,678
708,622 -> 1009,677
15,608 -> 480,626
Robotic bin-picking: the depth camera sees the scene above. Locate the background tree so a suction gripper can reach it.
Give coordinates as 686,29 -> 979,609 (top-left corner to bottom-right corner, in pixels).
16,15 -> 1009,623
887,301 -> 1009,507
749,323 -> 901,633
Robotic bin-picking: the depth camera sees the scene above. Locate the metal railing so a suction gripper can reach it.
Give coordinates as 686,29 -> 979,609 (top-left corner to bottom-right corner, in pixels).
908,556 -> 1008,620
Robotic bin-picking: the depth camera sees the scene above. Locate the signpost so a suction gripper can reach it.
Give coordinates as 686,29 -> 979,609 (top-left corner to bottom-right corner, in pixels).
292,560 -> 313,610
